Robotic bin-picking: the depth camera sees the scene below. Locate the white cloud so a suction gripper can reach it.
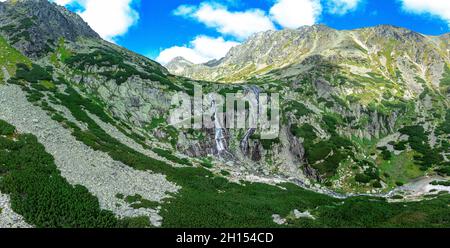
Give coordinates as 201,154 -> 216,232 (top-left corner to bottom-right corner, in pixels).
51,0 -> 139,41
400,0 -> 450,26
53,0 -> 74,5
326,0 -> 362,15
164,0 -> 324,65
79,0 -> 138,41
160,0 -> 367,65
269,0 -> 322,29
156,36 -> 240,65
174,3 -> 275,40
173,4 -> 196,16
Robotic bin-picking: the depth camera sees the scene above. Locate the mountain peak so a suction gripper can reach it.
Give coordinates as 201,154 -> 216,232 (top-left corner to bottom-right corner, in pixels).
169,56 -> 194,64
0,0 -> 100,57
166,56 -> 196,75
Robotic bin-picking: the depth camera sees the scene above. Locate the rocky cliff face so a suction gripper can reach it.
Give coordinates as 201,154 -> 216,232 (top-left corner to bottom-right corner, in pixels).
0,0 -> 99,57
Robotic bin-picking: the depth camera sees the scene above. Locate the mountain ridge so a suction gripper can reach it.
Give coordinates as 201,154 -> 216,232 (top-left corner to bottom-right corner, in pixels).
167,24 -> 449,84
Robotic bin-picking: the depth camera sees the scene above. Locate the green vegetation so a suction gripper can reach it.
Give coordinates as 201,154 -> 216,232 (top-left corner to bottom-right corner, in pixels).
318,97 -> 334,108
393,141 -> 408,151
430,181 -> 450,187
220,170 -> 230,176
124,194 -> 159,209
0,119 -> 119,227
0,119 -> 152,228
399,125 -> 443,170
50,38 -> 72,64
0,17 -> 33,44
372,181 -> 383,188
312,115 -> 354,177
290,123 -> 317,141
291,116 -> 354,177
355,164 -> 381,185
14,63 -> 52,83
378,151 -> 424,187
331,95 -> 349,110
152,148 -> 192,166
355,173 -> 371,184
0,119 -> 15,135
436,165 -> 450,176
65,49 -> 147,85
250,133 -> 280,150
64,48 -> 180,89
0,36 -> 30,82
260,137 -> 280,150
147,116 -> 166,130
440,65 -> 450,91
284,101 -> 313,118
436,109 -> 450,135
377,147 -> 392,161
200,157 -> 214,168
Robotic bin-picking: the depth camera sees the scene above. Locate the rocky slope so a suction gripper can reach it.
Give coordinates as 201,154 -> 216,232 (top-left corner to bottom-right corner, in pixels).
0,0 -> 99,58
167,25 -> 449,84
0,0 -> 449,228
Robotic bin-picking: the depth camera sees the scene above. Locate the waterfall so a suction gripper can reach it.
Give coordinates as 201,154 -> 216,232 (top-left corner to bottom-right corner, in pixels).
240,85 -> 260,155
209,95 -> 227,155
208,85 -> 260,158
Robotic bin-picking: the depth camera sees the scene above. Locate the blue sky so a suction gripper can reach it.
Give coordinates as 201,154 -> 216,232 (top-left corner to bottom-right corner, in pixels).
53,0 -> 450,64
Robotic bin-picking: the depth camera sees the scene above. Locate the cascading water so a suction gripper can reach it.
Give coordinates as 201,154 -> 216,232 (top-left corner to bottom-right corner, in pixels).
240,85 -> 260,155
208,86 -> 261,159
209,95 -> 228,156
213,102 -> 226,152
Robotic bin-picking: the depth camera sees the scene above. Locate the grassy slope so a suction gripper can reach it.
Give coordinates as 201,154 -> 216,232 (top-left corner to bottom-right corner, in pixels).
0,36 -> 30,82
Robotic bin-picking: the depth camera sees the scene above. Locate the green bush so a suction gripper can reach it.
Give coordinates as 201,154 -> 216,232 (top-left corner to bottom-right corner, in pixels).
355,174 -> 371,184
399,125 -> 443,169
15,63 -> 52,83
393,141 -> 407,151
284,101 -> 313,118
152,148 -> 192,166
290,119 -> 354,177
381,150 -> 392,160
260,138 -> 280,150
372,181 -> 383,188
430,181 -> 450,187
436,109 -> 450,135
290,123 -> 317,140
364,167 -> 380,180
0,120 -> 15,135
